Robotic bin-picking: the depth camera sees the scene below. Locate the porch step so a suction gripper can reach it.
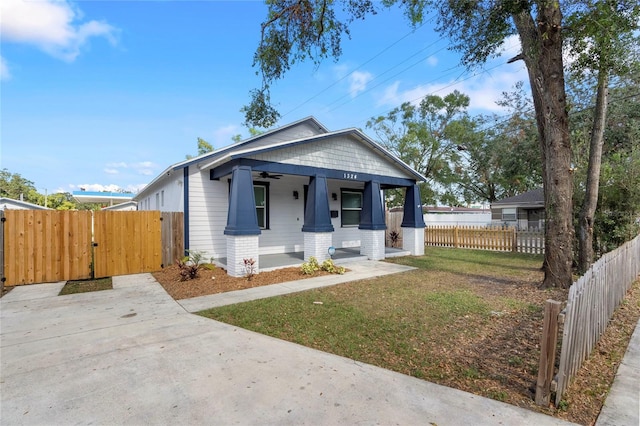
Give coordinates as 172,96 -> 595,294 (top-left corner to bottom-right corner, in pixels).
384,249 -> 411,258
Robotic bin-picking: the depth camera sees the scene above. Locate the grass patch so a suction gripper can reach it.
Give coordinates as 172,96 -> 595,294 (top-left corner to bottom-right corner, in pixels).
386,247 -> 543,279
59,277 -> 113,295
198,248 -> 547,398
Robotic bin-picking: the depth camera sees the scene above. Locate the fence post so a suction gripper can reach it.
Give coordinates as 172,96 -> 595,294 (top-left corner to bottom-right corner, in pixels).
454,226 -> 459,248
535,299 -> 562,406
0,211 -> 4,295
512,227 -> 518,253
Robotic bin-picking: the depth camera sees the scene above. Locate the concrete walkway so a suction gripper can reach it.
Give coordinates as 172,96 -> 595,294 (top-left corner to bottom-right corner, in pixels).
595,319 -> 640,426
1,261 -> 583,425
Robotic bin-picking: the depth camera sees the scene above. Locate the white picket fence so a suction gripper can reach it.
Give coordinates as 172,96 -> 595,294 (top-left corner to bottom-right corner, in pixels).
554,234 -> 640,405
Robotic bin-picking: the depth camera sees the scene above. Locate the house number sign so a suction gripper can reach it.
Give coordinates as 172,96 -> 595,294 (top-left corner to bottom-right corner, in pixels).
343,173 -> 358,180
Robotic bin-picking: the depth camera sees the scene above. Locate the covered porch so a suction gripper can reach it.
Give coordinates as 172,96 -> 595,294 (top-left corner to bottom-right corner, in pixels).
215,163 -> 425,276
216,246 -> 411,272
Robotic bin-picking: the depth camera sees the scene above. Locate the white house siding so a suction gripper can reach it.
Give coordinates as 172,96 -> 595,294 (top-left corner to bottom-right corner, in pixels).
252,177 -> 367,254
248,135 -> 412,180
187,167 -> 228,260
327,179 -> 364,249
184,173 -> 369,258
249,121 -> 325,148
256,175 -> 306,254
137,173 -> 183,212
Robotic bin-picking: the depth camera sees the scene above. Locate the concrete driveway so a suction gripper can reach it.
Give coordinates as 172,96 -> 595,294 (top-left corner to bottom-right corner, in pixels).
1,272 -> 575,425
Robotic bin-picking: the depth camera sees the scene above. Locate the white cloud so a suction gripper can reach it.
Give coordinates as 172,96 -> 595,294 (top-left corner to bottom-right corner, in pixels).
426,56 -> 438,67
349,71 -> 374,98
0,56 -> 11,81
498,35 -> 522,59
332,64 -> 350,80
76,183 -> 123,192
106,161 -> 128,168
375,62 -> 529,114
102,161 -> 158,177
130,161 -> 158,176
0,0 -> 118,62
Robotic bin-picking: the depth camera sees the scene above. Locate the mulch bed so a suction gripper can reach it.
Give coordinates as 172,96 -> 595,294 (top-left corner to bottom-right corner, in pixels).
152,263 -> 332,300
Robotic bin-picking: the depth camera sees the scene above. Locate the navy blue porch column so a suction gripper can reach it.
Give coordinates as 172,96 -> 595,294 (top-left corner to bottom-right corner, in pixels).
401,184 -> 426,255
302,175 -> 334,261
359,181 -> 386,230
225,166 -> 261,236
359,180 -> 386,259
224,166 -> 261,277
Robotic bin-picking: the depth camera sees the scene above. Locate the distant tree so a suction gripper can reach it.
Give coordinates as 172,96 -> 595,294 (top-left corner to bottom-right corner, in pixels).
451,83 -> 541,204
186,137 -> 214,159
453,119 -> 541,203
366,91 -> 470,206
0,169 -> 38,203
232,127 -> 264,143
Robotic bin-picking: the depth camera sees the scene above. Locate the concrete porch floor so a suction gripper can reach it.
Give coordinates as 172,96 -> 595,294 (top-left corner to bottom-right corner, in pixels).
217,247 -> 410,272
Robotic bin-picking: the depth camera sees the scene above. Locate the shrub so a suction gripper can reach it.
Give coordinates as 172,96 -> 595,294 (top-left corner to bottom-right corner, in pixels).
177,250 -> 214,281
321,259 -> 345,275
243,258 -> 257,281
389,230 -> 400,247
301,257 -> 345,275
301,256 -> 320,275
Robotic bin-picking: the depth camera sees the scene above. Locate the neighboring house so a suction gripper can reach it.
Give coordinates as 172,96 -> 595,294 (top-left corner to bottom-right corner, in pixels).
135,117 -> 427,277
72,191 -> 136,207
0,197 -> 51,211
388,205 -> 491,227
102,201 -> 138,211
490,188 -> 545,230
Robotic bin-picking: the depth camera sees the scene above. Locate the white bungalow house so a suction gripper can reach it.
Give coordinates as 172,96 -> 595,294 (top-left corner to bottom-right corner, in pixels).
135,117 -> 426,277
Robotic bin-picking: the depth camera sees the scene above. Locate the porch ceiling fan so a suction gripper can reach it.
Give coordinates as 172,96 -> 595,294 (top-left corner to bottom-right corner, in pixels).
258,171 -> 283,179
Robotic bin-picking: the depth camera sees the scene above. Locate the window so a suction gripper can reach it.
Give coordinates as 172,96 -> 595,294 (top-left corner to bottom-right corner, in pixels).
161,190 -> 165,207
254,184 -> 269,229
155,193 -> 160,209
341,190 -> 362,227
502,208 -> 517,221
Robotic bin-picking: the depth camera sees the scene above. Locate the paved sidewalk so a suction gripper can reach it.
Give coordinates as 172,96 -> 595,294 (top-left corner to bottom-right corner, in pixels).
1,262 -> 581,425
595,319 -> 640,426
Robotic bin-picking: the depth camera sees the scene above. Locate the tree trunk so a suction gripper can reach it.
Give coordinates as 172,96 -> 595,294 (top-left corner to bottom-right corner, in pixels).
513,4 -> 574,289
578,71 -> 609,273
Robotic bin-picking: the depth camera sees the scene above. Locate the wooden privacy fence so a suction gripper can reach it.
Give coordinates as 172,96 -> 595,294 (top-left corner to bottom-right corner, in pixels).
1,210 -> 184,286
424,225 -> 544,254
551,234 -> 640,405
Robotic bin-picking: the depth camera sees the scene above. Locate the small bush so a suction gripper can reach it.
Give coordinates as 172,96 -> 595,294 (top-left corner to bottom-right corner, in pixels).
177,250 -> 214,281
389,230 -> 400,248
301,257 -> 345,275
243,258 -> 257,281
301,256 -> 320,275
321,259 -> 345,275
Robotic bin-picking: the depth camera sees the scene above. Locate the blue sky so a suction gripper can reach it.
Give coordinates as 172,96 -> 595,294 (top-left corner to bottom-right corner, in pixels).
1,0 -> 527,195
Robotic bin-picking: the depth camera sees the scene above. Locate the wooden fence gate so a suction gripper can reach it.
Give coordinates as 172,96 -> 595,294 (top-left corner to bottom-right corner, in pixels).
1,210 -> 183,286
93,211 -> 162,278
1,210 -> 93,286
